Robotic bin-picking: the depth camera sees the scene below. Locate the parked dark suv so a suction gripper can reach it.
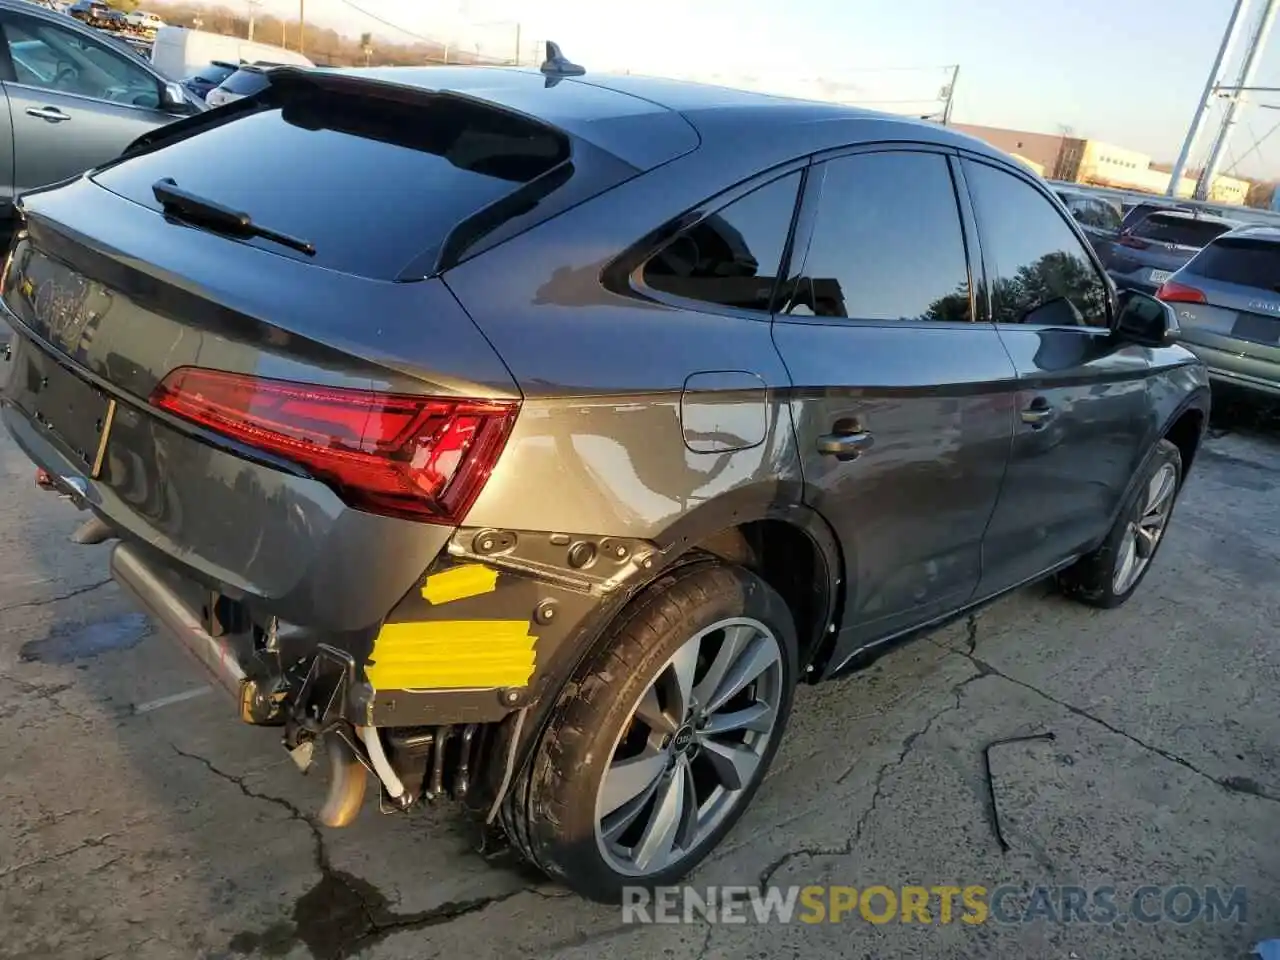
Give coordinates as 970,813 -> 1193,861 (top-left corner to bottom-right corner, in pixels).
0,63 -> 1210,901
1102,209 -> 1236,294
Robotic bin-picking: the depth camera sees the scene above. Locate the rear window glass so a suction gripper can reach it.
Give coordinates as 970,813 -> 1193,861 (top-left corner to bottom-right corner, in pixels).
1133,215 -> 1230,248
1184,237 -> 1280,290
219,68 -> 272,95
190,63 -> 236,84
92,84 -> 571,280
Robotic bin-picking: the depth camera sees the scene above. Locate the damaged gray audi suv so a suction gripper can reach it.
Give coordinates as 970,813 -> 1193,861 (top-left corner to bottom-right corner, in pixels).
0,55 -> 1209,901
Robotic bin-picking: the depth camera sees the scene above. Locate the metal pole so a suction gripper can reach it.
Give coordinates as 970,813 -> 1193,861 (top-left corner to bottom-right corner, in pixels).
1197,0 -> 1280,199
941,65 -> 959,125
299,0 -> 305,56
514,22 -> 521,65
1168,0 -> 1253,196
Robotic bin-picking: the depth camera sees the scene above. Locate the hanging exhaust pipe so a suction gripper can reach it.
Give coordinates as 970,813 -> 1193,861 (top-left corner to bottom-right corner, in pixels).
317,733 -> 367,828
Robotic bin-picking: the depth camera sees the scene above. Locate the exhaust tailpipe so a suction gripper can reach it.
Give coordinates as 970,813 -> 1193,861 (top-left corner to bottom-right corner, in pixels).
317,734 -> 367,828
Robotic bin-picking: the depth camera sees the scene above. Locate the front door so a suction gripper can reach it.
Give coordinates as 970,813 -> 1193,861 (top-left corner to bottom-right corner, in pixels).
960,158 -> 1152,596
0,11 -> 176,196
772,148 -> 1016,665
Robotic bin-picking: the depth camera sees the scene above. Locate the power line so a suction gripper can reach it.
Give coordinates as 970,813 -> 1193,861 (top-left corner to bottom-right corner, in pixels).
331,0 -> 439,44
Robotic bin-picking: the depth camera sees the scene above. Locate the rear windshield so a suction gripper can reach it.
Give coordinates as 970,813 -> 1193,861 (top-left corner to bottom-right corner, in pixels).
189,63 -> 236,84
1184,236 -> 1280,290
220,68 -> 272,95
93,82 -> 572,280
1133,214 -> 1231,248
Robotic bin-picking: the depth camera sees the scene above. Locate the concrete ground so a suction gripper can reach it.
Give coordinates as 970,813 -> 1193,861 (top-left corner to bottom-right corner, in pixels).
0,376 -> 1277,959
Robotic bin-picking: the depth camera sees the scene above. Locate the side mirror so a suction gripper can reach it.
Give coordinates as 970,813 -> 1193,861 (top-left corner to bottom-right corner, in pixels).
1113,289 -> 1179,347
162,81 -> 198,113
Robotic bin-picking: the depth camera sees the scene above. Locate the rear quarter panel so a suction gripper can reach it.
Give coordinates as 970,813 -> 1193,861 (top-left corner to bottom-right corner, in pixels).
445,144 -> 814,550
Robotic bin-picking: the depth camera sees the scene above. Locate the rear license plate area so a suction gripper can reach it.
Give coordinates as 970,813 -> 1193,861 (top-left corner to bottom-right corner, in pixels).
10,340 -> 111,472
1232,312 -> 1280,346
1149,269 -> 1172,285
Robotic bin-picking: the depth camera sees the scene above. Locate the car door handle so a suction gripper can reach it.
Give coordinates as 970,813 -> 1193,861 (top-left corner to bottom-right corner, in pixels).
817,431 -> 875,460
1020,401 -> 1055,428
26,106 -> 72,122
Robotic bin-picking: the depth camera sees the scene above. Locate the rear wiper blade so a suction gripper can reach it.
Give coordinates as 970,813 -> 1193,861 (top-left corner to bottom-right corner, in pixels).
151,178 -> 316,256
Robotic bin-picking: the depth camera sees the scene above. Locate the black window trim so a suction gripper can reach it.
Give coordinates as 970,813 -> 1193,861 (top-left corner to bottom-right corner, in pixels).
772,141 -> 982,330
957,151 -> 1116,332
607,156 -> 813,322
0,9 -> 166,116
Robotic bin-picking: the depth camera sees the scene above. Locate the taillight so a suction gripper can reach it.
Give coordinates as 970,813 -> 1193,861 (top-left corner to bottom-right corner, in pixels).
1155,281 -> 1206,304
150,368 -> 518,524
1117,234 -> 1150,250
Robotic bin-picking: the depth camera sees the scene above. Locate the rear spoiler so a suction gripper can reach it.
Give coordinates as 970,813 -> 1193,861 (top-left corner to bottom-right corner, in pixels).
116,67 -> 571,164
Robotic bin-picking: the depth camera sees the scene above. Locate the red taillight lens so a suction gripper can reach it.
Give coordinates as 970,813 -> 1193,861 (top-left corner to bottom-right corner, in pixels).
1117,234 -> 1150,250
1155,281 -> 1206,304
150,367 -> 518,524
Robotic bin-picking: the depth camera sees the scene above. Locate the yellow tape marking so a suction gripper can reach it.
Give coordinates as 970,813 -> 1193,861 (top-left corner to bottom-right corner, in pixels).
366,619 -> 535,690
420,564 -> 499,605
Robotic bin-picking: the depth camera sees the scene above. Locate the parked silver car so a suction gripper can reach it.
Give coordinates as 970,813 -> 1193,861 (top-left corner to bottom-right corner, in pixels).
1158,224 -> 1280,398
0,0 -> 200,222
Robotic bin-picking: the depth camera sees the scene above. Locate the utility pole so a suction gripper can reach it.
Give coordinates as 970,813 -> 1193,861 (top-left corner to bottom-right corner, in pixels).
940,64 -> 960,125
299,0 -> 305,56
1168,0 -> 1253,196
514,22 -> 521,65
246,0 -> 261,41
1197,0 -> 1280,199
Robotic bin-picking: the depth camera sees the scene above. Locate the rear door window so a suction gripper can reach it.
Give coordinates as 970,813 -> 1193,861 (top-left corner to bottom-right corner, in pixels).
1183,236 -> 1280,290
93,81 -> 577,279
1132,214 -> 1230,248
785,150 -> 972,322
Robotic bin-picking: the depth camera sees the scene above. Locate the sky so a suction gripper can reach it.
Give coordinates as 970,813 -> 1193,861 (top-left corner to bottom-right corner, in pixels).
249,0 -> 1280,180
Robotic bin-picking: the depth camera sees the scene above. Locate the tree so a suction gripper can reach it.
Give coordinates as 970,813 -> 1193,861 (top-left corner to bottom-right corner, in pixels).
1245,179 -> 1277,210
360,31 -> 373,66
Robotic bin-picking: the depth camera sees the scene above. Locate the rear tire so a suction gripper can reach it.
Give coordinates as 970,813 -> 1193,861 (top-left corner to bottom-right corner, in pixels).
1057,439 -> 1182,609
502,561 -> 798,902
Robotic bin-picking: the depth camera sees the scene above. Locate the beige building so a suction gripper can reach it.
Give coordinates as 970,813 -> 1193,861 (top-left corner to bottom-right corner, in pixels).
952,123 -> 1253,205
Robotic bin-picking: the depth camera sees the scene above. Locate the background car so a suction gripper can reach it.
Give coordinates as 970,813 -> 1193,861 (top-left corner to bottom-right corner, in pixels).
1056,188 -> 1123,251
204,61 -> 277,107
182,59 -> 239,100
124,9 -> 162,30
0,0 -> 202,225
1100,209 -> 1236,293
1157,225 -> 1280,399
66,0 -> 107,25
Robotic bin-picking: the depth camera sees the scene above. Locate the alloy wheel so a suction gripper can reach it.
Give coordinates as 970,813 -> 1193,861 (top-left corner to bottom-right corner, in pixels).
1112,462 -> 1177,595
593,616 -> 785,877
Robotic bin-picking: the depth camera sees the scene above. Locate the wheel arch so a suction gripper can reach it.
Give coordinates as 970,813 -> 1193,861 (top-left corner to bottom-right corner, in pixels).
500,494 -> 846,795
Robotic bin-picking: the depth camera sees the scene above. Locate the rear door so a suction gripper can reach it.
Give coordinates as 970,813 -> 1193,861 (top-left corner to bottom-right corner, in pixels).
773,147 -> 1016,661
960,157 -> 1151,595
0,10 -> 176,194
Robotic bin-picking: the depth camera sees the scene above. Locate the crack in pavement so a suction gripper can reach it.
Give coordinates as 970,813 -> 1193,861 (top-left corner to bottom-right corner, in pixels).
756,663 -> 981,891
932,639 -> 1280,806
0,578 -> 112,615
170,744 -> 538,959
0,832 -> 116,879
0,672 -> 95,725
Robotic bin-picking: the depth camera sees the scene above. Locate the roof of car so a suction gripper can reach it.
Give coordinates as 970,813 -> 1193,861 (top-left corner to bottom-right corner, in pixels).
337,65 -> 1010,166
